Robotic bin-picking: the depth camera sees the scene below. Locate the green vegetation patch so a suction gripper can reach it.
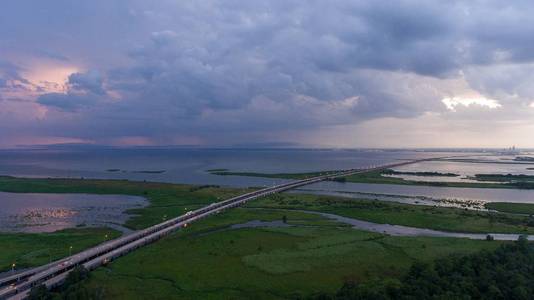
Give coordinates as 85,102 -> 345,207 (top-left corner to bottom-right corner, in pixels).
315,237 -> 533,300
0,175 -> 530,299
247,194 -> 534,234
515,156 -> 534,162
206,168 -> 228,172
382,169 -> 459,177
0,227 -> 119,272
208,170 -> 338,179
132,170 -> 166,174
486,202 -> 534,215
80,208 -> 501,299
473,173 -> 534,182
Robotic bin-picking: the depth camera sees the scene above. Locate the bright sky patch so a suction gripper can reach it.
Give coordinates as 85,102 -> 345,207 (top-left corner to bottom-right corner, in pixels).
442,96 -> 502,111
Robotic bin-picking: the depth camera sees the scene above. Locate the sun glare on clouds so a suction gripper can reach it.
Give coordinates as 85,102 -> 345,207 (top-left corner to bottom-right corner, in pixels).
23,65 -> 79,93
442,96 -> 502,111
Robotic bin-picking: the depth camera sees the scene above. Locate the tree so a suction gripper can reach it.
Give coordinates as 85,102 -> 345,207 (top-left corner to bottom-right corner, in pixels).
314,237 -> 534,299
63,266 -> 90,288
28,284 -> 52,300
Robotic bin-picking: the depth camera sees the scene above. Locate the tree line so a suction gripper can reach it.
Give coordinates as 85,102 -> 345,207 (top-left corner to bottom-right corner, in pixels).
311,236 -> 534,300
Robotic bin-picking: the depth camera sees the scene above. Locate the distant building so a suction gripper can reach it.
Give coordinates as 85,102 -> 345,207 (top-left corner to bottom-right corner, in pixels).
498,146 -> 521,155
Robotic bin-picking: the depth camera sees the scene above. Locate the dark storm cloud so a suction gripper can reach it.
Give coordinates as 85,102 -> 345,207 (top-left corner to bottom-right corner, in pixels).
68,71 -> 105,95
3,0 -> 534,145
34,50 -> 70,62
36,93 -> 99,112
0,61 -> 28,83
35,70 -> 107,112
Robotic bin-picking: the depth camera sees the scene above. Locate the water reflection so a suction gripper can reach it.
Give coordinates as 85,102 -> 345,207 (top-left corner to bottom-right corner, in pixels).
391,158 -> 534,184
0,148 -> 455,187
300,181 -> 534,204
291,189 -> 487,210
0,192 -> 147,233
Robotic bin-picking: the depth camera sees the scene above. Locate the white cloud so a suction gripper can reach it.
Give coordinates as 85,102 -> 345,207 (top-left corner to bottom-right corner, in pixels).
442,96 -> 502,111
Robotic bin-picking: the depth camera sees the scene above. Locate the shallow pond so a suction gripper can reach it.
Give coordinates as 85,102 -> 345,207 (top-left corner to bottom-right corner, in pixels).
0,192 -> 147,233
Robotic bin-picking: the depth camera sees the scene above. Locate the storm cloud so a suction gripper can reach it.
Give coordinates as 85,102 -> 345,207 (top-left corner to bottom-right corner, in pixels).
2,0 -> 534,147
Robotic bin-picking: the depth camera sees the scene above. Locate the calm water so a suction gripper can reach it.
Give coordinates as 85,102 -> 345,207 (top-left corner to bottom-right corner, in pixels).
390,158 -> 534,184
0,192 -> 147,233
300,181 -> 534,204
0,148 -> 446,187
2,148 -> 534,233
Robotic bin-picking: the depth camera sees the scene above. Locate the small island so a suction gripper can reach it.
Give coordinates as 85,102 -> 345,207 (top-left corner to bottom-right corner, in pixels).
132,170 -> 166,174
515,156 -> 534,162
382,169 -> 460,177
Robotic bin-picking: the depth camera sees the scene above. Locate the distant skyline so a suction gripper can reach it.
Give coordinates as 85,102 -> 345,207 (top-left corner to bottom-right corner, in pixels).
2,1 -> 534,148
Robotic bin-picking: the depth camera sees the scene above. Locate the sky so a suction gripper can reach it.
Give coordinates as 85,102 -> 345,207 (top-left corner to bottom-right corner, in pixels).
1,0 -> 534,148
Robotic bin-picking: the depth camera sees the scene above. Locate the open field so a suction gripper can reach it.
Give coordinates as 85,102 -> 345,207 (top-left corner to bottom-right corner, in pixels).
247,194 -> 534,234
80,208 -> 503,299
486,202 -> 534,215
0,227 -> 120,272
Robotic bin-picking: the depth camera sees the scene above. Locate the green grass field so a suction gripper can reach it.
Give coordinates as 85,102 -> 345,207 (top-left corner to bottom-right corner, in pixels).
81,208 -> 503,299
0,227 -> 120,272
486,202 -> 534,215
247,194 -> 534,234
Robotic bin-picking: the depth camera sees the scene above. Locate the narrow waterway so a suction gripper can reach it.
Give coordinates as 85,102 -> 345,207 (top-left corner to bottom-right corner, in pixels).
298,210 -> 534,241
230,209 -> 534,241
